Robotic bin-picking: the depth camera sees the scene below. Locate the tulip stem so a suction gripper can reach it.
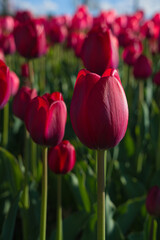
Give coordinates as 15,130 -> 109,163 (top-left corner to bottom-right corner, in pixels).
156,114 -> 160,170
149,217 -> 157,240
56,175 -> 63,240
23,129 -> 30,209
31,139 -> 37,179
2,103 -> 9,147
97,150 -> 106,240
40,147 -> 48,240
28,60 -> 34,87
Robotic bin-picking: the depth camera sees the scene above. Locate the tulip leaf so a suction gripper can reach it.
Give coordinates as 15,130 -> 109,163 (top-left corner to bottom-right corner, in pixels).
76,164 -> 91,213
64,172 -> 85,210
49,211 -> 89,240
127,232 -> 144,240
80,213 -> 97,240
0,147 -> 23,196
106,194 -> 125,240
0,192 -> 20,240
116,196 -> 145,235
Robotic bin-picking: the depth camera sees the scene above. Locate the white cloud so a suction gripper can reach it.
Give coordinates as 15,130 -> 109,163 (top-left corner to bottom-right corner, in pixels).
13,0 -> 58,15
97,0 -> 160,17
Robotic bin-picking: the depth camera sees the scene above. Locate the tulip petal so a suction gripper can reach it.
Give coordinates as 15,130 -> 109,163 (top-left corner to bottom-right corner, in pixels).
70,71 -> 100,146
86,75 -> 128,149
44,101 -> 67,146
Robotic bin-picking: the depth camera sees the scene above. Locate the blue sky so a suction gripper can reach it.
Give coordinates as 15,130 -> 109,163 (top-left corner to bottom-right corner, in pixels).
12,0 -> 160,17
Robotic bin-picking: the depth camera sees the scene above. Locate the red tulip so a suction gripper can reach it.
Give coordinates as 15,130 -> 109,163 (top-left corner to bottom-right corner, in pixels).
14,19 -> 48,59
48,140 -> 76,174
25,92 -> 67,146
46,17 -> 68,44
15,10 -> 34,23
140,20 -> 159,39
67,31 -> 86,57
71,5 -> 93,31
146,186 -> 160,217
10,71 -> 20,96
12,86 -> 37,121
93,10 -> 117,28
21,63 -> 30,78
0,49 -> 5,62
70,69 -> 128,149
81,26 -> 119,75
0,16 -> 15,34
0,60 -> 11,109
0,33 -> 16,55
153,71 -> 160,85
122,40 -> 143,65
133,54 -> 152,79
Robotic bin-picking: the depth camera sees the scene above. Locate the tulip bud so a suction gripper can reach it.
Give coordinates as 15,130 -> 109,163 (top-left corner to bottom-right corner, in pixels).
122,40 -> 143,66
21,63 -> 30,78
0,60 -> 11,109
81,26 -> 119,75
0,33 -> 16,55
48,140 -> 76,174
146,186 -> 160,217
25,92 -> 67,146
14,19 -> 48,59
70,69 -> 128,149
133,54 -> 152,79
153,71 -> 160,85
10,71 -> 20,96
12,86 -> 37,121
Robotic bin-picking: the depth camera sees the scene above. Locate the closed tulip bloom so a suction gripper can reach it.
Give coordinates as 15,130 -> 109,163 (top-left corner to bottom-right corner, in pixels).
81,26 -> 119,75
12,86 -> 37,121
0,60 -> 11,109
48,140 -> 76,174
21,63 -> 30,78
14,19 -> 48,59
25,92 -> 67,146
15,10 -> 34,23
70,69 -> 128,149
133,54 -> 152,79
153,71 -> 160,85
122,40 -> 143,66
0,33 -> 16,55
10,71 -> 20,96
146,186 -> 160,217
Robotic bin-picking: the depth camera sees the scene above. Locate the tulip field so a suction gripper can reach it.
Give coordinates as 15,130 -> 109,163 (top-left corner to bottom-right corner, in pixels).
1,5 -> 160,240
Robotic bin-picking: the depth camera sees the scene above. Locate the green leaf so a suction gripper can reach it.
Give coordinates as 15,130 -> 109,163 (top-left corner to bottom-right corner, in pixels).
106,194 -> 125,240
0,192 -> 20,240
127,232 -> 144,240
80,214 -> 97,240
76,165 -> 91,213
116,196 -> 145,235
0,147 -> 23,196
49,211 -> 89,240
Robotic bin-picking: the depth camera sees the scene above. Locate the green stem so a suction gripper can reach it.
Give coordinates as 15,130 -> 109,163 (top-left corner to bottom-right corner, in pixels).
28,60 -> 34,87
40,147 -> 48,240
139,81 -> 144,104
97,150 -> 106,240
56,175 -> 63,240
23,129 -> 30,209
2,103 -> 9,147
39,57 -> 46,94
149,217 -> 157,240
21,210 -> 28,240
156,114 -> 160,170
31,139 -> 37,179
